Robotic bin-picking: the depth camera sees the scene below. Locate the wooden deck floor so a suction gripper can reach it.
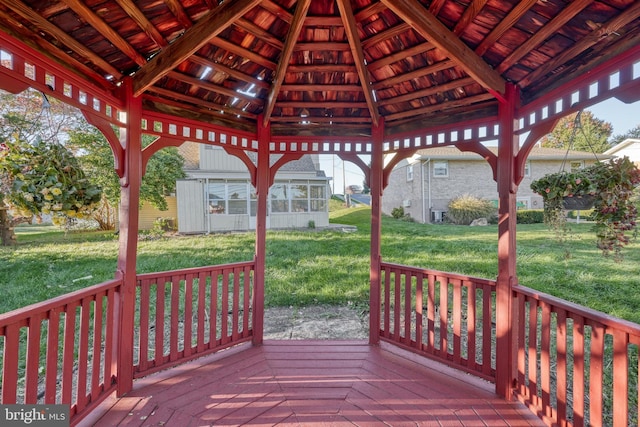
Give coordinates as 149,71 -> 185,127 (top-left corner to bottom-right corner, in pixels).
84,340 -> 543,426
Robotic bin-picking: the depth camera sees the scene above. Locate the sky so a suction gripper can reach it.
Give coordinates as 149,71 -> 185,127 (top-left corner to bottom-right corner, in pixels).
320,97 -> 640,194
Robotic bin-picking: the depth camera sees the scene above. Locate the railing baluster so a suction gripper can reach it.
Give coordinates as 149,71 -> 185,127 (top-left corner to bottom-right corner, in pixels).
169,275 -> 180,361
243,265 -> 251,337
452,279 -> 462,365
76,297 -> 92,411
183,273 -> 194,357
573,315 -> 585,427
45,308 -> 61,404
383,268 -> 390,338
25,314 -> 43,403
61,303 -> 78,405
222,269 -> 230,343
197,271 -> 207,352
91,291 -> 105,400
210,271 -> 219,347
438,275 -> 448,357
590,322 -> 605,427
403,271 -> 411,345
482,284 -> 492,377
612,329 -> 628,427
427,273 -> 435,353
467,281 -> 477,370
138,280 -> 150,372
3,323 -> 20,403
232,267 -> 240,341
415,272 -> 423,350
556,309 -> 567,426
155,279 -> 165,367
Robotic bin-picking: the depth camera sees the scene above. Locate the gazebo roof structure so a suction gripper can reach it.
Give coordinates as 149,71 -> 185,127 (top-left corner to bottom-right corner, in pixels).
1,0 -> 639,138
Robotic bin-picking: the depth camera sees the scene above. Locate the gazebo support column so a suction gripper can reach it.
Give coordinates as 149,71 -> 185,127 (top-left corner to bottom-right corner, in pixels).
253,117 -> 270,345
114,79 -> 143,396
495,83 -> 519,399
369,119 -> 384,345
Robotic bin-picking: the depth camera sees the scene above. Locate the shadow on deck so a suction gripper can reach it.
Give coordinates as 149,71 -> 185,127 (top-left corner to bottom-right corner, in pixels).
83,340 -> 543,426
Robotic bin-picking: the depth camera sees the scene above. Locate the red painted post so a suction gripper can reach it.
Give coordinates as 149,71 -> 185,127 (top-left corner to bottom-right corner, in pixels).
495,83 -> 519,398
114,78 -> 142,396
369,118 -> 384,345
253,117 -> 270,345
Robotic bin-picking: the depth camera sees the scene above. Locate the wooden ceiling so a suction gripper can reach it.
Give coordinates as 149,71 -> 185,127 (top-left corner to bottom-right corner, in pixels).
1,0 -> 639,137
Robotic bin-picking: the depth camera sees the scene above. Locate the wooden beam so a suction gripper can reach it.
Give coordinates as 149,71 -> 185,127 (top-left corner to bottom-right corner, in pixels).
474,0 -> 538,57
373,59 -> 455,90
166,71 -> 263,105
381,0 -> 506,99
262,0 -> 311,126
367,42 -> 434,71
164,0 -> 193,29
132,0 -> 261,96
495,0 -> 594,73
260,0 -> 293,24
114,0 -> 168,48
287,64 -> 357,73
280,84 -> 363,92
385,93 -> 495,121
146,86 -> 256,119
378,76 -> 476,106
453,0 -> 488,36
208,38 -> 277,70
188,55 -> 269,89
361,23 -> 411,49
294,42 -> 351,51
64,0 -> 147,66
520,1 -> 640,88
275,101 -> 369,109
235,17 -> 284,50
0,0 -> 121,78
337,0 -> 380,125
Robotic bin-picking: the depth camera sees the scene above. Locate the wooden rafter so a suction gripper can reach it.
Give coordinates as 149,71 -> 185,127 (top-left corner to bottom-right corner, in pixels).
453,0 -> 488,35
262,0 -> 311,126
337,0 -> 380,125
281,84 -> 363,92
146,86 -> 257,119
114,0 -> 168,48
368,42 -> 434,71
474,0 -> 539,57
132,0 -> 261,97
385,93 -> 495,122
164,0 -> 193,29
287,64 -> 357,73
0,0 -> 121,78
520,1 -> 640,87
64,0 -> 146,66
381,0 -> 506,99
496,0 -> 594,73
373,59 -> 455,90
235,18 -> 284,50
188,55 -> 269,90
260,0 -> 292,24
294,42 -> 351,52
378,76 -> 476,107
209,38 -> 277,70
361,23 -> 412,49
167,71 -> 263,105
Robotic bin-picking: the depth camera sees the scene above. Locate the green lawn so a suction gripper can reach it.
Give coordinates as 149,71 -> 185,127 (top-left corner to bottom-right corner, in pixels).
2,207 -> 639,324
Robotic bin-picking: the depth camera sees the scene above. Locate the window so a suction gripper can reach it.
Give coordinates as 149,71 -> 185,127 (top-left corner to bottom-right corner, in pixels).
524,161 -> 531,177
570,161 -> 584,172
270,184 -> 288,213
269,181 -> 328,213
206,181 -> 250,214
433,160 -> 449,177
406,164 -> 414,181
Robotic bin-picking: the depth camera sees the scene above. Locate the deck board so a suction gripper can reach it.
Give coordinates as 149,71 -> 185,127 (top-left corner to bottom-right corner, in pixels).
84,340 -> 544,426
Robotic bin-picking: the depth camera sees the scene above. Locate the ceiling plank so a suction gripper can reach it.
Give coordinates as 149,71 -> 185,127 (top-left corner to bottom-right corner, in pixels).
520,1 -> 640,88
381,0 -> 506,99
496,0 -> 595,73
373,59 -> 456,90
262,0 -> 311,126
209,38 -> 277,70
281,84 -> 363,92
337,0 -> 380,125
276,101 -> 369,109
386,93 -> 495,121
361,23 -> 411,49
368,42 -> 434,71
474,0 -> 538,56
114,0 -> 167,48
294,42 -> 351,52
64,0 -> 146,66
132,0 -> 261,97
287,64 -> 357,73
378,76 -> 476,106
0,0 -> 121,78
147,86 -> 256,119
260,0 -> 293,24
235,17 -> 284,50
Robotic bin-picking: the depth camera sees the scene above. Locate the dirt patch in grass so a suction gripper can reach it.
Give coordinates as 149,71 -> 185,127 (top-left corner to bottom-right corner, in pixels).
263,305 -> 368,340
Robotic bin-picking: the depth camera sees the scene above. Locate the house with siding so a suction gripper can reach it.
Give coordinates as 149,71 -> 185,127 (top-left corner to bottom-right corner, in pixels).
605,138 -> 640,163
175,142 -> 330,233
382,146 -> 604,223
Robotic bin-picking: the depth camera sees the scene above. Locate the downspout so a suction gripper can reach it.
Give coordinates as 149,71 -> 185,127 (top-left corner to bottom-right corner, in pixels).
206,178 -> 211,234
421,158 -> 431,223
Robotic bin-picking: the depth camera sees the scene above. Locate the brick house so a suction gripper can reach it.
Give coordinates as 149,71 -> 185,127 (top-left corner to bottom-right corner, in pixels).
382,146 -> 603,223
175,142 -> 330,233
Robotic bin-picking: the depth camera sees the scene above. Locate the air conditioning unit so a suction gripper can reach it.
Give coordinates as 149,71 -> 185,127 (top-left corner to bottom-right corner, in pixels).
402,199 -> 411,207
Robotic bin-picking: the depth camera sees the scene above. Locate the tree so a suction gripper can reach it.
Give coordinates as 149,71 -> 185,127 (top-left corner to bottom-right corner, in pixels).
68,128 -> 186,230
609,124 -> 640,147
540,110 -> 613,153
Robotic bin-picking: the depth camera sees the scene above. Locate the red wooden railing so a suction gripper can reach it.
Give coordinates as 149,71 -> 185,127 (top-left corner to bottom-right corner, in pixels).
513,285 -> 640,427
0,279 -> 122,423
379,262 -> 497,381
134,262 -> 254,377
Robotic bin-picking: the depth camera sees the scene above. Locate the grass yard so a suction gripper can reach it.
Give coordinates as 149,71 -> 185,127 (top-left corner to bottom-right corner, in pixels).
1,207 -> 639,325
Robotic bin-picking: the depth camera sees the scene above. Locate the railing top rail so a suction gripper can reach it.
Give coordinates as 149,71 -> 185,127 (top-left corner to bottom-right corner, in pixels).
514,284 -> 640,337
0,278 -> 122,327
380,261 -> 497,287
135,260 -> 256,281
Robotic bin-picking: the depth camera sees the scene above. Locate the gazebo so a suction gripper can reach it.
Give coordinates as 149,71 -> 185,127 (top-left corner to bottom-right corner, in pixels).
1,0 -> 640,425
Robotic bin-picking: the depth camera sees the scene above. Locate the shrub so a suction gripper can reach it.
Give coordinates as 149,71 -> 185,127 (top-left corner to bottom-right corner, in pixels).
446,194 -> 496,225
517,210 -> 544,224
391,206 -> 414,222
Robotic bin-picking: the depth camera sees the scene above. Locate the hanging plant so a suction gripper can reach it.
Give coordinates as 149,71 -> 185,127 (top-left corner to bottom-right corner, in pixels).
0,137 -> 102,227
531,156 -> 640,260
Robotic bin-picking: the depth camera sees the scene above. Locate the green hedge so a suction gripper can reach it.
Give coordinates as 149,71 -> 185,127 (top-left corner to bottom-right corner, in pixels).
516,209 -> 544,224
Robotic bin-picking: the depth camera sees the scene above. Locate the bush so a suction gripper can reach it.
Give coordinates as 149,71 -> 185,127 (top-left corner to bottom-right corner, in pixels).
517,209 -> 544,224
446,195 -> 496,225
391,206 -> 405,219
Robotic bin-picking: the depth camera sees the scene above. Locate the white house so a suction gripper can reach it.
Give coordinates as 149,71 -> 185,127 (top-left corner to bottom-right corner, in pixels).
383,146 -> 604,223
176,142 -> 330,233
604,138 -> 640,163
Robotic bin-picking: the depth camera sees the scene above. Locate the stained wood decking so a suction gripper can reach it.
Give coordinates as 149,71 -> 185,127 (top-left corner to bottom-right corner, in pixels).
84,341 -> 543,426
